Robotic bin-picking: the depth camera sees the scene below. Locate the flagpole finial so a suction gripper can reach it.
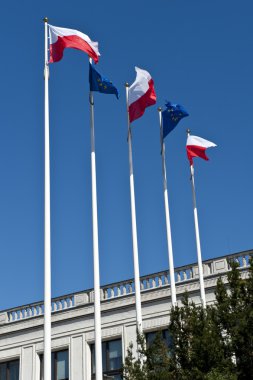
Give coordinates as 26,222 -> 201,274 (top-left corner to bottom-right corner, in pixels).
186,128 -> 191,136
125,82 -> 129,88
158,107 -> 162,112
43,17 -> 48,23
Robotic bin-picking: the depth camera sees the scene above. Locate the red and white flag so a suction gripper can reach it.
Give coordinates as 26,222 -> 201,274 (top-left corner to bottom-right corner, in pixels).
48,25 -> 100,63
128,67 -> 156,123
186,135 -> 217,165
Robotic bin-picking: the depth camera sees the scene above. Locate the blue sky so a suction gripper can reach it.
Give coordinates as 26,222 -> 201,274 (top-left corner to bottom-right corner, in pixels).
0,0 -> 252,309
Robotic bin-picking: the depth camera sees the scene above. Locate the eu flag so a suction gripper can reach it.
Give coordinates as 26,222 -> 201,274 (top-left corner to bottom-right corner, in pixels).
89,64 -> 119,99
162,102 -> 189,139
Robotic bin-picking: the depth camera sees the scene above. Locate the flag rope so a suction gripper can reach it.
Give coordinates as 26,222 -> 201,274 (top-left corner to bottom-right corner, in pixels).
125,83 -> 143,334
43,16 -> 52,380
187,129 -> 207,308
89,57 -> 103,380
158,108 -> 177,307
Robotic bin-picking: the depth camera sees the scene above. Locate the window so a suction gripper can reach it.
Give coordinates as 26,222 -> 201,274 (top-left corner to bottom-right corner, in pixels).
146,329 -> 173,351
91,339 -> 122,380
40,350 -> 69,380
0,359 -> 19,380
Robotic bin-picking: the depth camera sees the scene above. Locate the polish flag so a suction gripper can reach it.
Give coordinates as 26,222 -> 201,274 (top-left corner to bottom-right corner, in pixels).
48,25 -> 100,64
186,135 -> 217,165
128,67 -> 156,123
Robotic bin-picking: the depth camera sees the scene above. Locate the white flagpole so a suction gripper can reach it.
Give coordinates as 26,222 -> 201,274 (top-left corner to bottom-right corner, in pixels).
187,129 -> 206,308
89,58 -> 103,380
158,108 -> 177,306
43,17 -> 51,380
125,83 -> 143,334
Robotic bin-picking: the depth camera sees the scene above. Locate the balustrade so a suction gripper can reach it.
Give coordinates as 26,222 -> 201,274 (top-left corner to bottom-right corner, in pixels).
2,251 -> 251,324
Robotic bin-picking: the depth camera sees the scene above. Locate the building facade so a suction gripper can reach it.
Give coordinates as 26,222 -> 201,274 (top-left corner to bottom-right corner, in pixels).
0,250 -> 251,380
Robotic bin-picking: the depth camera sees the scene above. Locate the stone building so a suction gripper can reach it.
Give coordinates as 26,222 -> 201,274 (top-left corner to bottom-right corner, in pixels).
0,250 -> 251,380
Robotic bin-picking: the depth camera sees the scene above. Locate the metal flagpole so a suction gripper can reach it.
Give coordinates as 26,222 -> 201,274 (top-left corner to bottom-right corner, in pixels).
125,83 -> 143,334
43,17 -> 51,380
89,57 -> 103,380
158,108 -> 177,306
187,129 -> 206,308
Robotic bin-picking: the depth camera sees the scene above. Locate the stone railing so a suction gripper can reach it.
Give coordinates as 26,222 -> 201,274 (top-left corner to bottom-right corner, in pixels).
100,250 -> 251,300
2,295 -> 74,324
0,250 -> 251,325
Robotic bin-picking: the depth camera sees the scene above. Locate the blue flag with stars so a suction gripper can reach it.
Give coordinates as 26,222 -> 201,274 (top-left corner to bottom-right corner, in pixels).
162,102 -> 189,139
89,64 -> 119,99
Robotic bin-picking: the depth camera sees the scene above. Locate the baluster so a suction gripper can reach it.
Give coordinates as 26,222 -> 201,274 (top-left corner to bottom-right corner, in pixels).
164,274 -> 169,285
110,288 -> 114,298
183,271 -> 187,280
146,279 -> 150,288
189,268 -> 193,279
242,256 -> 247,267
89,291 -> 94,303
205,263 -> 211,275
177,272 -> 181,282
158,276 -> 163,287
62,299 -> 67,309
58,301 -> 63,310
37,305 -> 42,316
117,286 -> 121,296
140,281 -> 144,290
69,297 -> 74,307
65,298 -> 70,308
123,284 -> 127,295
151,278 -> 156,288
129,283 -> 133,293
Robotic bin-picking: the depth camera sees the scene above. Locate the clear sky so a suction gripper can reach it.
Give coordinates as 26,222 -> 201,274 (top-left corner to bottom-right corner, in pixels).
0,0 -> 252,310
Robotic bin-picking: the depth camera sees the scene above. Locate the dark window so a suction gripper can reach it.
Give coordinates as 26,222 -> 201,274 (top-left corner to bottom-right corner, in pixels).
146,329 -> 173,350
91,339 -> 122,380
0,360 -> 19,380
40,350 -> 69,380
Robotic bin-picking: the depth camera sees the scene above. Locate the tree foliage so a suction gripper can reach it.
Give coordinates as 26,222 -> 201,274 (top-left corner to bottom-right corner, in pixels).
123,257 -> 253,380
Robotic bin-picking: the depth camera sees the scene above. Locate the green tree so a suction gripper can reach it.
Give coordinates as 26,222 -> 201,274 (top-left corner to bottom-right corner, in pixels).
123,331 -> 174,380
123,257 -> 253,380
215,258 -> 253,379
168,294 -> 234,380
